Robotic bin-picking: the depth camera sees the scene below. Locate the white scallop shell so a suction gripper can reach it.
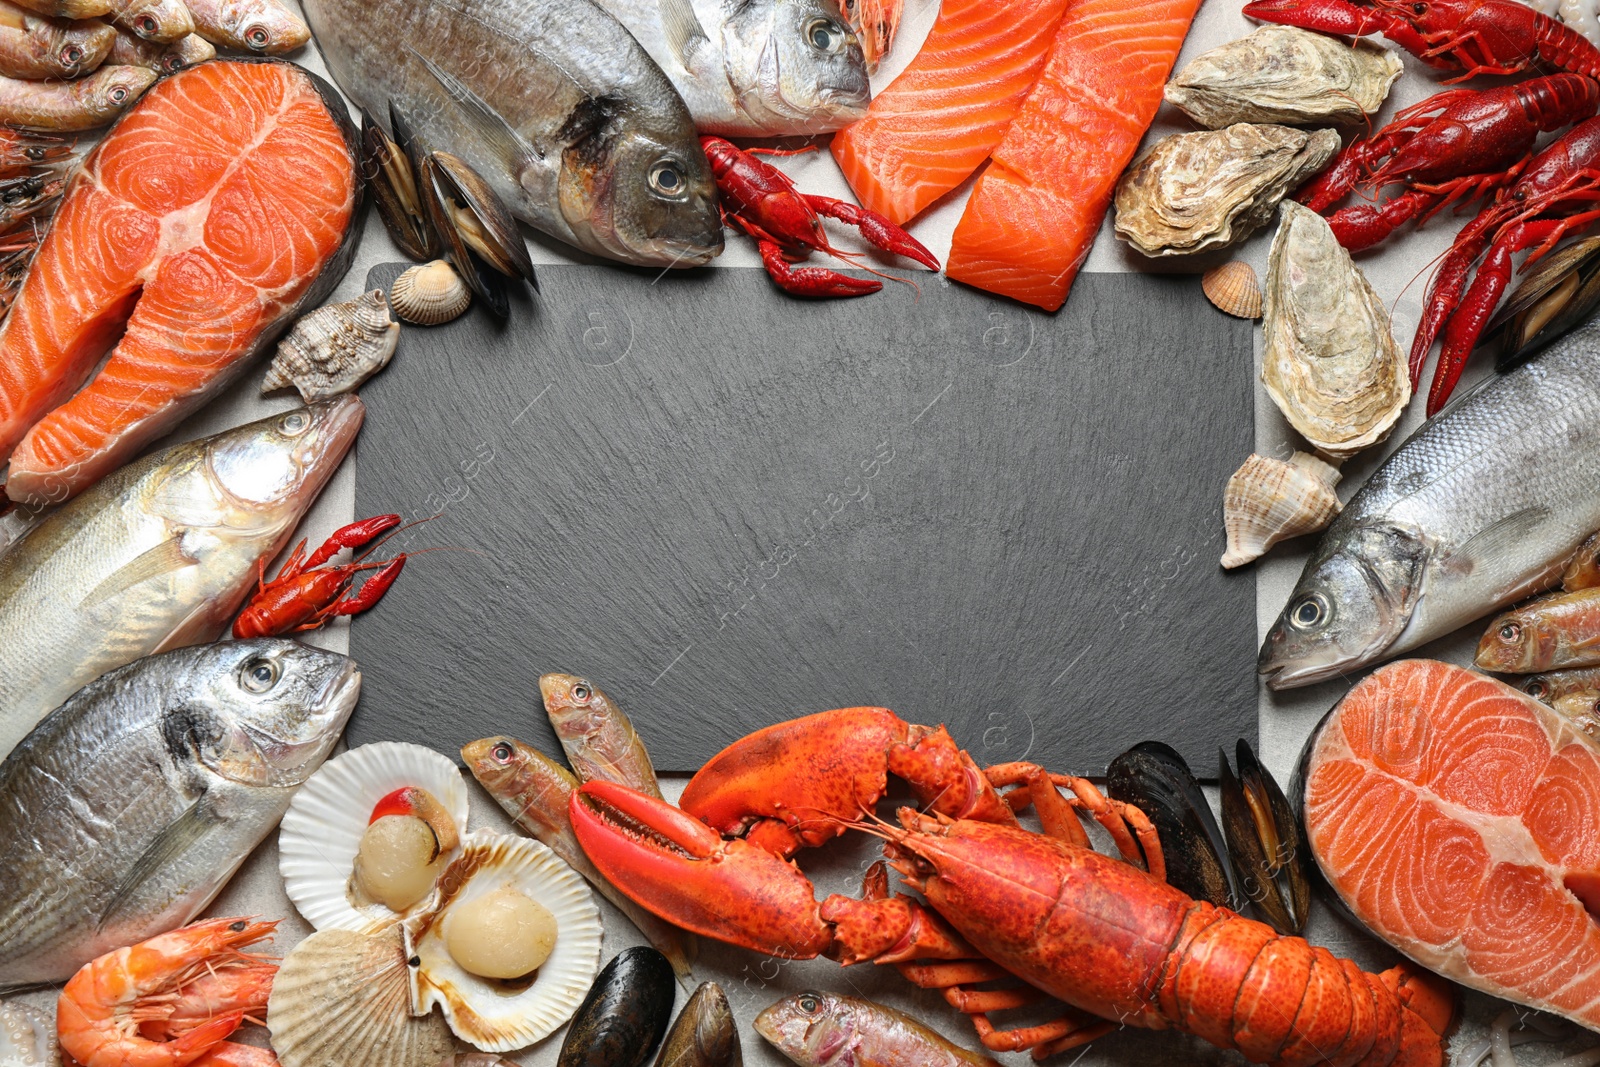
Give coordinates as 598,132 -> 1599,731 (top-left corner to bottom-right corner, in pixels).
405,832 -> 602,1052
0,1001 -> 53,1067
279,742 -> 470,932
267,924 -> 455,1067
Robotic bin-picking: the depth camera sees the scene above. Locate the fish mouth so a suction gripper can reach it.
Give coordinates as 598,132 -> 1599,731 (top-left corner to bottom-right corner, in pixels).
1259,656 -> 1348,691
253,659 -> 361,785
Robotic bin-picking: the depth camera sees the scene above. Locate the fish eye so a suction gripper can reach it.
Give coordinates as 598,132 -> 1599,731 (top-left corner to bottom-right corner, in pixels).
280,411 -> 309,436
245,25 -> 270,49
109,86 -> 128,104
240,657 -> 280,693
1526,680 -> 1548,699
571,683 -> 591,702
797,993 -> 821,1013
805,17 -> 843,52
492,741 -> 514,762
648,161 -> 685,199
61,45 -> 81,65
1499,621 -> 1523,643
1289,593 -> 1327,631
137,14 -> 157,33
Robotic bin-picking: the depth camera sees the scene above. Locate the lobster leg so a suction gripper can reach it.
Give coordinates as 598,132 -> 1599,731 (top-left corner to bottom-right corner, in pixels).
757,241 -> 882,298
300,555 -> 407,629
802,195 -> 941,271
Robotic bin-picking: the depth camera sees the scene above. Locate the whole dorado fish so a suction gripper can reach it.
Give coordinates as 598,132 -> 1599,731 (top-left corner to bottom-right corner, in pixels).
0,638 -> 359,988
541,671 -> 662,798
592,0 -> 868,135
302,0 -> 724,268
1260,320 -> 1600,688
0,397 -> 360,758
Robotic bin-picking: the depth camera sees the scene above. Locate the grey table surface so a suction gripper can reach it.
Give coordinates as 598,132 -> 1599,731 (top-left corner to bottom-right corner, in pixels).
7,0 -> 1587,1063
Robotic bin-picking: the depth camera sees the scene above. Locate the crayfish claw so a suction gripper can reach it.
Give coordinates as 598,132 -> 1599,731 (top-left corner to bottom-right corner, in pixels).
805,194 -> 941,272
759,242 -> 881,298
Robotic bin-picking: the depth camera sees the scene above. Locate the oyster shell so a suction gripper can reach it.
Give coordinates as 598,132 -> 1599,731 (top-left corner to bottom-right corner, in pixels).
263,290 -> 400,402
1221,452 -> 1342,569
1165,26 -> 1402,128
267,925 -> 455,1067
1202,261 -> 1262,319
0,1000 -> 53,1066
1261,201 -> 1410,459
1113,124 -> 1339,258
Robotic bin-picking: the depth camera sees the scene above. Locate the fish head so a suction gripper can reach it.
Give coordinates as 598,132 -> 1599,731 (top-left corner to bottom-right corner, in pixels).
1258,524 -> 1427,689
569,130 -> 723,267
205,396 -> 363,522
754,990 -> 851,1063
538,671 -> 603,729
220,0 -> 309,52
89,65 -> 157,122
178,638 -> 359,788
1475,602 -> 1555,674
725,0 -> 869,132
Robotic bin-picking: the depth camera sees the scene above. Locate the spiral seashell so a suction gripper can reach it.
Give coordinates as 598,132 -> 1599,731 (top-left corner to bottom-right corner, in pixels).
1203,261 -> 1261,319
1221,451 -> 1341,568
390,260 -> 470,326
263,290 -> 400,402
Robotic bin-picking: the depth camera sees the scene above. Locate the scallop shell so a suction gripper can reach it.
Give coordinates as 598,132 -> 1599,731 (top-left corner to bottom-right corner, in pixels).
0,1001 -> 53,1066
263,290 -> 400,402
405,832 -> 602,1052
279,741 -> 470,932
1221,452 -> 1342,568
1202,261 -> 1262,319
391,260 -> 470,326
267,924 -> 455,1067
1262,201 -> 1410,460
1165,26 -> 1402,128
1113,124 -> 1340,258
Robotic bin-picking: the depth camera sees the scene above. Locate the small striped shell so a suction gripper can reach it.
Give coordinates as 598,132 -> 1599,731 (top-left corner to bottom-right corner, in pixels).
391,260 -> 470,326
1203,261 -> 1262,319
1221,451 -> 1341,568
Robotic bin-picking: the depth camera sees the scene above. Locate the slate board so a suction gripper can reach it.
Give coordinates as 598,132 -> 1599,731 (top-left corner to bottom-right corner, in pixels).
350,264 -> 1256,773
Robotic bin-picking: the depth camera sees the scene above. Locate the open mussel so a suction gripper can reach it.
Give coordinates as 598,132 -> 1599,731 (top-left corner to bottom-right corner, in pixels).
429,151 -> 536,288
360,107 -> 437,263
1219,739 -> 1310,935
1106,742 -> 1234,908
1486,236 -> 1600,371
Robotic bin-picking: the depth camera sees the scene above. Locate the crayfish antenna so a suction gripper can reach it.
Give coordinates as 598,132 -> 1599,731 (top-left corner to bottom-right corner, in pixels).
822,248 -> 924,301
353,510 -> 445,561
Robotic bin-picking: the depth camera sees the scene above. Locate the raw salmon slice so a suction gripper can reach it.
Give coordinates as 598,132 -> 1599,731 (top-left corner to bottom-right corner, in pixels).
1305,660 -> 1600,1029
944,0 -> 1202,311
0,59 -> 359,506
829,0 -> 1071,227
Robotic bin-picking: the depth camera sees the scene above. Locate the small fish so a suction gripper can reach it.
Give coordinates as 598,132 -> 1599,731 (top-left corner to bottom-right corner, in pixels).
756,991 -> 1000,1067
7,0 -> 109,19
106,26 -> 212,71
558,947 -> 675,1067
0,1 -> 112,79
1478,588 -> 1600,673
185,0 -> 306,53
0,639 -> 359,988
653,982 -> 740,1067
1519,666 -> 1600,740
106,0 -> 189,41
540,672 -> 663,798
0,62 -> 150,129
1566,530 -> 1600,590
463,734 -> 696,986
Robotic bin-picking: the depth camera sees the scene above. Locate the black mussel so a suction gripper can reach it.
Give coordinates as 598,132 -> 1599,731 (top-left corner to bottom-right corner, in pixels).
652,982 -> 741,1067
1487,236 -> 1600,371
430,150 -> 537,288
1106,741 -> 1235,908
360,107 -> 438,262
419,153 -> 509,319
558,946 -> 675,1067
1219,739 -> 1311,935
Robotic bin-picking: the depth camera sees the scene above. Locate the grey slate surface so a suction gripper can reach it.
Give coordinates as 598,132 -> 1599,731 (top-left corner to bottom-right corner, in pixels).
350,263 -> 1256,772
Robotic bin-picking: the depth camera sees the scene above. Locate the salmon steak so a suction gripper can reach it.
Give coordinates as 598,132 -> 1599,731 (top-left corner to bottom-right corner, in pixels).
1305,659 -> 1600,1029
0,58 -> 360,507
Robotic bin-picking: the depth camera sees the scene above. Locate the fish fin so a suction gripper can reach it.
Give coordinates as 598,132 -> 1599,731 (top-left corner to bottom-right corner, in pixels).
658,0 -> 710,67
79,536 -> 197,609
151,596 -> 232,655
99,796 -> 216,927
1442,507 -> 1555,577
408,48 -> 540,171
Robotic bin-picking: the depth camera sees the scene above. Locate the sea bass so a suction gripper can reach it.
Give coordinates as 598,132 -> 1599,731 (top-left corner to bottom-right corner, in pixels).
0,638 -> 359,988
302,0 -> 723,267
1260,319 -> 1600,689
592,0 -> 868,135
0,397 -> 360,759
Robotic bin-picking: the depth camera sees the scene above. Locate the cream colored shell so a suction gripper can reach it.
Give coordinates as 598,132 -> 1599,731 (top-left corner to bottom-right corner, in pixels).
0,1001 -> 53,1066
391,260 -> 470,325
264,290 -> 400,402
1113,124 -> 1340,258
1202,261 -> 1262,319
1221,452 -> 1342,568
266,925 -> 455,1067
1261,201 -> 1410,460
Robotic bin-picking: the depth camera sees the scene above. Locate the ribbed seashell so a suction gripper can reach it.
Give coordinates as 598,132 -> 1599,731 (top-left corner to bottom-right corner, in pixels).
1203,261 -> 1262,319
1261,201 -> 1410,460
391,259 -> 470,326
0,1001 -> 53,1066
1221,452 -> 1342,568
267,925 -> 455,1067
263,290 -> 400,402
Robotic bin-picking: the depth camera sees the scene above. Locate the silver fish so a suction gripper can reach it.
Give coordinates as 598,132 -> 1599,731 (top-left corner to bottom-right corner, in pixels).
1260,319 -> 1600,688
0,397 -> 361,758
0,638 -> 359,988
302,0 -> 723,268
592,0 -> 868,135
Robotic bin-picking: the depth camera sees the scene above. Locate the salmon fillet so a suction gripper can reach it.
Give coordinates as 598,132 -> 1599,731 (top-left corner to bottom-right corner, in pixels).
944,0 -> 1202,311
1305,660 -> 1600,1030
0,59 -> 358,506
829,0 -> 1071,226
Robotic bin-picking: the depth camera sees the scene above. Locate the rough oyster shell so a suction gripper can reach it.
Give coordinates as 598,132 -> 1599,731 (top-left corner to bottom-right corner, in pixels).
1165,26 -> 1402,128
0,1000 -> 53,1066
1262,201 -> 1410,460
1221,451 -> 1342,568
405,832 -> 602,1052
279,741 -> 470,933
267,925 -> 455,1067
263,290 -> 400,402
1113,124 -> 1339,258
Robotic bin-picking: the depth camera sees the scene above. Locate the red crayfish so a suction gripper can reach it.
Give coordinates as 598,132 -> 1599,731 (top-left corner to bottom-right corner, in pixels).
569,708 -> 1458,1063
700,136 -> 940,298
232,513 -> 410,638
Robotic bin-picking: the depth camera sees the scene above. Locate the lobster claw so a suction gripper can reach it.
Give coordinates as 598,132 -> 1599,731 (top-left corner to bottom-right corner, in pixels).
569,781 -> 834,959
